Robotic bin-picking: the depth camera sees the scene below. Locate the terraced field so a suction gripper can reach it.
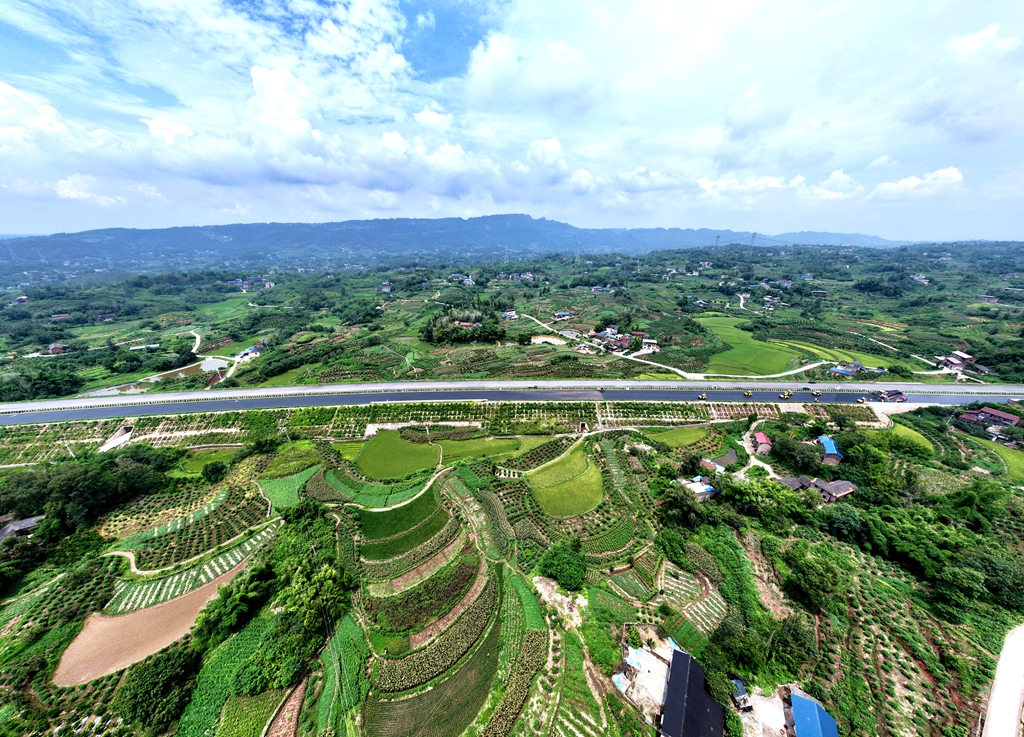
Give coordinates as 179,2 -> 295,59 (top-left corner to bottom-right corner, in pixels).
106,523 -> 280,614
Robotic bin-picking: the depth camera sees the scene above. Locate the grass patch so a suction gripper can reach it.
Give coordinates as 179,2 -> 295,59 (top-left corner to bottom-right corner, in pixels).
511,575 -> 545,629
360,511 -> 451,560
976,439 -> 1024,480
889,423 -> 934,454
529,456 -> 603,517
217,689 -> 286,737
261,465 -> 321,509
357,431 -> 440,479
699,317 -> 803,375
259,363 -> 322,387
319,615 -> 371,731
333,440 -> 366,461
264,440 -> 321,479
649,427 -> 708,447
357,488 -> 439,540
439,437 -> 521,463
182,448 -> 236,473
525,442 -> 586,487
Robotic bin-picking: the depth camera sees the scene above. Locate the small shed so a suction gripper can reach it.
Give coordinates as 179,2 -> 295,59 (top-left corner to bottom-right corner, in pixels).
753,432 -> 772,455
818,435 -> 844,466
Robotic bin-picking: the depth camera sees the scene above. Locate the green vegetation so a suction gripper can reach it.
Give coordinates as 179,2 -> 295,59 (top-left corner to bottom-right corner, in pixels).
183,447 -> 236,472
217,689 -> 285,737
260,464 -> 320,509
357,431 -> 440,479
263,440 -> 321,478
527,444 -> 603,517
439,436 -> 521,462
357,487 -> 439,540
332,440 -> 366,460
649,427 -> 708,447
360,510 -> 451,561
977,438 -> 1024,480
318,615 -> 371,731
699,317 -> 802,375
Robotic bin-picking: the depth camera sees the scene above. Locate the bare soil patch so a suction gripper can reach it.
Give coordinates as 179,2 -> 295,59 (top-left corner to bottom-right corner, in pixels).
266,677 -> 307,737
409,558 -> 488,649
53,560 -> 246,686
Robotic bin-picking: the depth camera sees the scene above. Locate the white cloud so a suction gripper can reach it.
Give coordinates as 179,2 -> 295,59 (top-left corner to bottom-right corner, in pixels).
697,175 -> 787,196
414,108 -> 452,130
141,116 -> 194,145
949,24 -> 1020,60
871,167 -> 964,200
48,175 -> 126,205
416,11 -> 435,29
619,167 -> 679,192
867,154 -> 898,170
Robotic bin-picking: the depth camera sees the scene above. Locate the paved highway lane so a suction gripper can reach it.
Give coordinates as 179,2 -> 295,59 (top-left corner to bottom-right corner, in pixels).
0,383 -> 1016,426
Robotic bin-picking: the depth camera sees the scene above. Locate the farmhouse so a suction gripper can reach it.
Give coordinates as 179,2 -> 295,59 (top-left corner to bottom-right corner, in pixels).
960,407 -> 1020,427
779,476 -> 857,504
641,337 -> 660,352
810,290 -> 829,297
818,435 -> 843,466
0,514 -> 46,543
8,295 -> 28,305
753,432 -> 772,455
784,686 -> 840,737
48,343 -> 68,354
979,295 -> 999,304
501,310 -> 518,320
939,351 -> 975,370
660,650 -> 724,737
553,311 -> 573,321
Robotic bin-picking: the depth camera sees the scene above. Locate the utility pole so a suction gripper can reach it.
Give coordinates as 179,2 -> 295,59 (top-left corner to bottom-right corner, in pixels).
750,232 -> 758,247
714,235 -> 720,248
575,240 -> 581,263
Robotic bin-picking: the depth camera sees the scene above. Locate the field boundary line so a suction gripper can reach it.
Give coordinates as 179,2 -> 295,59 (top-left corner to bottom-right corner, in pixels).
105,517 -> 281,575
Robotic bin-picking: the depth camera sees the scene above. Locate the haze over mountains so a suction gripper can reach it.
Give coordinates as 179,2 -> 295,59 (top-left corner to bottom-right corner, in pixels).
0,215 -> 924,273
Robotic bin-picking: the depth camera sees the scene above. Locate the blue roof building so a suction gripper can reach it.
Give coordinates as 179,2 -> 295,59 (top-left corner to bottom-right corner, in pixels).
818,435 -> 844,466
787,691 -> 840,737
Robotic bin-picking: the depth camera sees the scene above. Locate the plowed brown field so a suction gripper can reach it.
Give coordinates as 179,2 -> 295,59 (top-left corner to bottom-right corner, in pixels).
53,560 -> 247,686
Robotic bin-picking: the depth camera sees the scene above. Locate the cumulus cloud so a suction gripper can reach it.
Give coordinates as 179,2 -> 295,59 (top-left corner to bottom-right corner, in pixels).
697,175 -> 787,196
48,175 -> 126,206
871,167 -> 964,200
465,34 -> 605,115
141,116 -> 194,145
414,108 -> 452,130
949,24 -> 1020,60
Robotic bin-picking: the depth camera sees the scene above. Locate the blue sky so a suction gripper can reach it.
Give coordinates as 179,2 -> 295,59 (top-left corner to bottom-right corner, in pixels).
0,0 -> 1022,240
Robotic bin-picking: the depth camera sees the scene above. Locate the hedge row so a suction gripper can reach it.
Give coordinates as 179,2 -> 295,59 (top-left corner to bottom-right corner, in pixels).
362,514 -> 461,580
478,629 -> 547,737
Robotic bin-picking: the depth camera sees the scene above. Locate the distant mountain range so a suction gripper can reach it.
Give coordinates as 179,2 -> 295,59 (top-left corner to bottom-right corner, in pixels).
0,215 -> 917,275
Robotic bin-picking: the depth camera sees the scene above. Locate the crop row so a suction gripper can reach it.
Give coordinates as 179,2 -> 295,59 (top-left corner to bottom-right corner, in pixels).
362,514 -> 462,580
633,549 -> 660,587
479,629 -> 547,737
133,487 -> 267,569
364,545 -> 478,633
581,516 -> 633,555
100,482 -> 216,539
106,523 -> 280,614
610,569 -> 651,600
374,574 -> 496,692
499,437 -> 576,472
325,469 -> 424,508
318,615 -> 371,731
176,615 -> 275,737
474,487 -> 515,557
510,576 -> 545,630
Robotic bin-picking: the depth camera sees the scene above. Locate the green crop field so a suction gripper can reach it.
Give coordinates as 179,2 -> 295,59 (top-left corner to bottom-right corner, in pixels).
360,510 -> 450,560
263,440 -> 321,478
182,447 -> 236,472
977,438 -> 1024,480
438,437 -> 521,462
357,431 -> 440,479
260,465 -> 320,509
698,317 -> 803,375
333,440 -> 366,460
525,443 -> 586,487
357,488 -> 439,540
528,446 -> 603,517
649,427 -> 707,447
216,689 -> 285,737
363,619 -> 501,737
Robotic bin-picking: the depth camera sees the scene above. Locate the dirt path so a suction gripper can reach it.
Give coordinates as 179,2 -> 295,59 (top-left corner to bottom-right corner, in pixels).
982,624 -> 1024,737
409,558 -> 488,649
266,677 -> 308,737
366,533 -> 466,597
52,560 -> 246,686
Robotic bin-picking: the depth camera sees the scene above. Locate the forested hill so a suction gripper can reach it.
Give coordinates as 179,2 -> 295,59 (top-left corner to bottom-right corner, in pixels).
1,215 -> 911,275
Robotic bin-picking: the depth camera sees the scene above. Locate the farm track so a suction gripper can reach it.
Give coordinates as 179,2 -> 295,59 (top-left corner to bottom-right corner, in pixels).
53,559 -> 247,685
265,678 -> 307,737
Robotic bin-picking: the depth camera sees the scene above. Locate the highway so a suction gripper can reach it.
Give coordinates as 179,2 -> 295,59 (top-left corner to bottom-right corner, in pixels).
1,379 -> 1022,426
